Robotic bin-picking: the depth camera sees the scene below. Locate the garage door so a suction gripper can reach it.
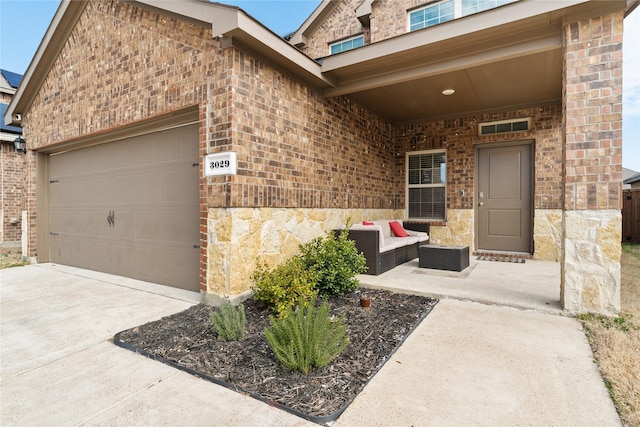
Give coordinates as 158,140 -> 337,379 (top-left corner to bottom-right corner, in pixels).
49,124 -> 200,291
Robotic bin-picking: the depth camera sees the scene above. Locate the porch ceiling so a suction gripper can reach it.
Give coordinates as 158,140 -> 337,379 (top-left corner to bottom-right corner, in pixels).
333,48 -> 563,122
317,0 -> 629,123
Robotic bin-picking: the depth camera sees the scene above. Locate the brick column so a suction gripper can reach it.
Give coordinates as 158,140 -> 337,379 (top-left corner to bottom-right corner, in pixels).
561,11 -> 624,314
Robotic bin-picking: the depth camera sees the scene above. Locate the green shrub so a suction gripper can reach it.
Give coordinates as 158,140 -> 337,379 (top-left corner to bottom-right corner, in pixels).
209,303 -> 246,341
264,297 -> 349,374
251,257 -> 318,318
299,223 -> 367,296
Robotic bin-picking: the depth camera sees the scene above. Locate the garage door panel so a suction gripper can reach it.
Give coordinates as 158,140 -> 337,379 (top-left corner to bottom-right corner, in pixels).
49,124 -> 200,291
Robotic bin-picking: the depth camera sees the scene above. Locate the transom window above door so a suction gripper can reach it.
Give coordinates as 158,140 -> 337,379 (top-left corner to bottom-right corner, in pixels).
329,35 -> 364,54
409,0 -> 518,32
406,150 -> 447,221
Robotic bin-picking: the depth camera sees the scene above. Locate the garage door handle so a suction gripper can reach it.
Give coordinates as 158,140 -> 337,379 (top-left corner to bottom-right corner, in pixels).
107,211 -> 115,227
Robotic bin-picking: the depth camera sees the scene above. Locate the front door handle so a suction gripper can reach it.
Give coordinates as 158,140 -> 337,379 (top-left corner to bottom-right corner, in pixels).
479,202 -> 484,206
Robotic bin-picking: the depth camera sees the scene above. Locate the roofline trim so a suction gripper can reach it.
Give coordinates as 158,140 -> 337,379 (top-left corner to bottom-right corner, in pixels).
289,0 -> 337,48
323,33 -> 562,97
5,0 -> 85,127
321,0 -> 590,73
5,0 -> 333,128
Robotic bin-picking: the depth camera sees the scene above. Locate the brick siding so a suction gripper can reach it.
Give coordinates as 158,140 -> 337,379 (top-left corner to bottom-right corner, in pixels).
0,143 -> 27,242
210,49 -> 397,210
300,0 -> 366,59
20,0 -> 625,308
370,0 -> 426,44
300,0 -> 450,59
563,11 -> 623,211
395,105 -> 564,212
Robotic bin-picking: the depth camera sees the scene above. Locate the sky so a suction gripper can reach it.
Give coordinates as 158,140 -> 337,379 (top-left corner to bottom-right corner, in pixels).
0,0 -> 639,171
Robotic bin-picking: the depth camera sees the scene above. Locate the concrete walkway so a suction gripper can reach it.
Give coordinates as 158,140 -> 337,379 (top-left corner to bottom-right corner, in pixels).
1,263 -> 621,426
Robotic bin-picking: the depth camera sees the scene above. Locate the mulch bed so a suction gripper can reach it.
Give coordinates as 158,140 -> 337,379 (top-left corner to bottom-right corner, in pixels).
115,289 -> 438,423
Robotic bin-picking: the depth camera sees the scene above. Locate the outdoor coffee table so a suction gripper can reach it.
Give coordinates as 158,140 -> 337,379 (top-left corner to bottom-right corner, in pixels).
418,244 -> 469,272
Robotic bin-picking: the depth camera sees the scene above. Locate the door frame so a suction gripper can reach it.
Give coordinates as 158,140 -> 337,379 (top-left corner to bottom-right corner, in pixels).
474,139 -> 535,254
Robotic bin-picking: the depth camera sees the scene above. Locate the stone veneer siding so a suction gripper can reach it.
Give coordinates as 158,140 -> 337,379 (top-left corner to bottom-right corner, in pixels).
205,207 -> 403,303
561,12 -> 623,314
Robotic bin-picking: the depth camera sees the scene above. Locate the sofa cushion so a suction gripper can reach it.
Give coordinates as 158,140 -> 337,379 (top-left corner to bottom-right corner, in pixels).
381,236 -> 421,253
350,223 -> 386,249
389,221 -> 409,237
406,230 -> 429,242
371,220 -> 389,238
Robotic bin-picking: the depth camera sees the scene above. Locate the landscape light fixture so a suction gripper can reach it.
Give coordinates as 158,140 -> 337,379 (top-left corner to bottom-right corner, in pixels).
13,136 -> 26,154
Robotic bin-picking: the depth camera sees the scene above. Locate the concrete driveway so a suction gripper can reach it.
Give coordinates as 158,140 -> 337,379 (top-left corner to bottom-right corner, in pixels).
1,264 -> 621,426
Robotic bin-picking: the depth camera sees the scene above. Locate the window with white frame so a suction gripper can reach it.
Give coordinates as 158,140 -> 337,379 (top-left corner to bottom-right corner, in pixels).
406,150 -> 447,220
409,0 -> 517,32
329,35 -> 364,55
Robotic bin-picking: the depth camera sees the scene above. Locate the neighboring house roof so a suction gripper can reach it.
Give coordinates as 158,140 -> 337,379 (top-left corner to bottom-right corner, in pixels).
4,0 -> 637,126
0,69 -> 23,88
624,172 -> 640,185
624,167 -> 639,181
0,69 -> 23,141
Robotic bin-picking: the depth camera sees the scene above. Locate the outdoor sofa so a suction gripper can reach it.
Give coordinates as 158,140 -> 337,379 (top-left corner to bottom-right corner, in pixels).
340,220 -> 430,275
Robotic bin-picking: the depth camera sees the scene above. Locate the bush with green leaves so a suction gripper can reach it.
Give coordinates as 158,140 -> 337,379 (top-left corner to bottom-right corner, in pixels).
264,297 -> 349,374
251,256 -> 318,318
209,303 -> 246,341
299,225 -> 367,296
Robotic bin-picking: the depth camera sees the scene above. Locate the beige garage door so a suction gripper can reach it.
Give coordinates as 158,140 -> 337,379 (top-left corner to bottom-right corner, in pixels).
49,124 -> 200,291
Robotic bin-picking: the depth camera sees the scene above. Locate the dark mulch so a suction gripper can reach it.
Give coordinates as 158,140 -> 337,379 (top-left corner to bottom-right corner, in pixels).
115,289 -> 438,422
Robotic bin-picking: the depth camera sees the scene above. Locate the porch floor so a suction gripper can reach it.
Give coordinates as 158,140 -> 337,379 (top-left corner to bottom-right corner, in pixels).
358,256 -> 562,314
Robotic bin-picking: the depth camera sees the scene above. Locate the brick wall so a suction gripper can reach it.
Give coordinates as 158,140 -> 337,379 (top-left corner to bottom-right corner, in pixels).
0,143 -> 27,243
300,0 -> 365,59
300,0 -> 450,59
22,0 -> 400,286
22,0 -> 227,277
370,0 -> 425,43
563,11 -> 623,211
395,105 -> 564,212
24,0 -> 222,150
209,48 -> 397,210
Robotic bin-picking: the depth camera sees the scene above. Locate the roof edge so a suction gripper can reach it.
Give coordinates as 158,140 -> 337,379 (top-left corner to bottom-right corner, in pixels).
5,0 -> 333,128
5,0 -> 85,127
289,0 -> 338,48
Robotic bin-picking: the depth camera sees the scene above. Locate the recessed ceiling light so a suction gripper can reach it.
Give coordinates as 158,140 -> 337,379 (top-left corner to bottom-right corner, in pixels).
442,89 -> 455,96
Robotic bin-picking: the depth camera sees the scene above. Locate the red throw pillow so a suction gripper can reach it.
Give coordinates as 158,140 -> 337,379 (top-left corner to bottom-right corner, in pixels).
389,221 -> 409,237
362,221 -> 375,225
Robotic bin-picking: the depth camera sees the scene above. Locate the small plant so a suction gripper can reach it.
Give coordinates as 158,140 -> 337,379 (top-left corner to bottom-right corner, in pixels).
578,312 -> 638,333
264,297 -> 349,374
251,256 -> 318,318
209,303 -> 246,341
299,220 -> 367,296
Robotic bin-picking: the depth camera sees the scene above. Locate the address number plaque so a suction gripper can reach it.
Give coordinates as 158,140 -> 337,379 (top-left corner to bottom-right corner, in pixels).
204,152 -> 237,177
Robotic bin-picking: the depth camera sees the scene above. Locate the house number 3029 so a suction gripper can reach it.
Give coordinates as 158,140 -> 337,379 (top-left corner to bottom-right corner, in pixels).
204,152 -> 237,177
210,160 -> 230,169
